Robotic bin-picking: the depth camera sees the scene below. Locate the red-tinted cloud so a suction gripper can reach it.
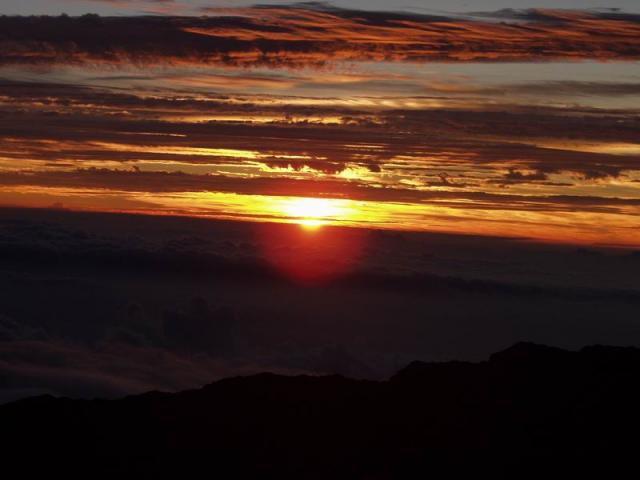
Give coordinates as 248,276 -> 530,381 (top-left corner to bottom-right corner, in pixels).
1,6 -> 640,67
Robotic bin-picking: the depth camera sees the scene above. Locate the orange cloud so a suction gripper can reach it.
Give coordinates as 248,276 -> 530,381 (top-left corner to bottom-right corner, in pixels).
1,6 -> 640,67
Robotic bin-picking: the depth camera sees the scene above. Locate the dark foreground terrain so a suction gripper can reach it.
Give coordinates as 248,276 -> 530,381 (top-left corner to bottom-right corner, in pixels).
3,342 -> 640,477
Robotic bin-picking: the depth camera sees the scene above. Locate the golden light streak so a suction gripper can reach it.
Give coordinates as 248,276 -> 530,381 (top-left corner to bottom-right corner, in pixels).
161,114 -> 345,124
0,186 -> 638,247
92,142 -> 260,159
543,142 -> 640,155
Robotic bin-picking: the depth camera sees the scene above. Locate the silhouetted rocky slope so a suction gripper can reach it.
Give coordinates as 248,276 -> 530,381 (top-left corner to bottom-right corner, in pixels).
3,342 -> 640,477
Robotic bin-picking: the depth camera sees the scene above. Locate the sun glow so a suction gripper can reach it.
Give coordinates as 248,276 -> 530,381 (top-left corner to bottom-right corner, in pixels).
277,197 -> 349,229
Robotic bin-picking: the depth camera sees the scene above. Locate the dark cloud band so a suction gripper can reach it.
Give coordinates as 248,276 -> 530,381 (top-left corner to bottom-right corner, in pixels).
1,5 -> 640,67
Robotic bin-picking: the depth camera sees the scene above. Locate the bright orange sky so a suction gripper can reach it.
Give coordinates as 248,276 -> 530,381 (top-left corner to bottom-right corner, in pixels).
0,6 -> 639,246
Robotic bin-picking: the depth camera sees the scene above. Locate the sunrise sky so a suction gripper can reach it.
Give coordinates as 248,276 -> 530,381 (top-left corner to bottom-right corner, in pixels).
1,0 -> 639,246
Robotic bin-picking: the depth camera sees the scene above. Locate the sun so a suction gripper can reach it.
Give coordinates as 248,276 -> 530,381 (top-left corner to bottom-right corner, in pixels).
257,197 -> 368,282
279,197 -> 344,230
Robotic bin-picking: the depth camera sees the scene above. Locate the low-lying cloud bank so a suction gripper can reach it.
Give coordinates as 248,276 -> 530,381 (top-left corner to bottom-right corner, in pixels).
0,208 -> 639,403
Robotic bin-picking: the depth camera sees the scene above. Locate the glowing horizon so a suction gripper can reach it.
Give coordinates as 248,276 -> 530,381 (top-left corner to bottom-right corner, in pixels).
0,185 -> 638,247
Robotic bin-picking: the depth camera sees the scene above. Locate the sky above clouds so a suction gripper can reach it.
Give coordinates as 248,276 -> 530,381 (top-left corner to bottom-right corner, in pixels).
3,1 -> 640,16
0,2 -> 639,245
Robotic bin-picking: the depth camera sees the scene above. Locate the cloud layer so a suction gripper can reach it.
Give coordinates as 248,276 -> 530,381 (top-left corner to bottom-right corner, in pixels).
0,207 -> 639,403
0,5 -> 639,245
1,5 -> 640,67
0,73 -> 639,244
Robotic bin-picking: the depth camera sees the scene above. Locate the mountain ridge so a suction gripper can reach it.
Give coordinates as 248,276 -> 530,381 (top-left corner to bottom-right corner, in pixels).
3,341 -> 640,477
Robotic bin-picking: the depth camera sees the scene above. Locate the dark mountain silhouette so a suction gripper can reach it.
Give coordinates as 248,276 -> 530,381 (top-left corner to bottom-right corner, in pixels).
2,342 -> 640,477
